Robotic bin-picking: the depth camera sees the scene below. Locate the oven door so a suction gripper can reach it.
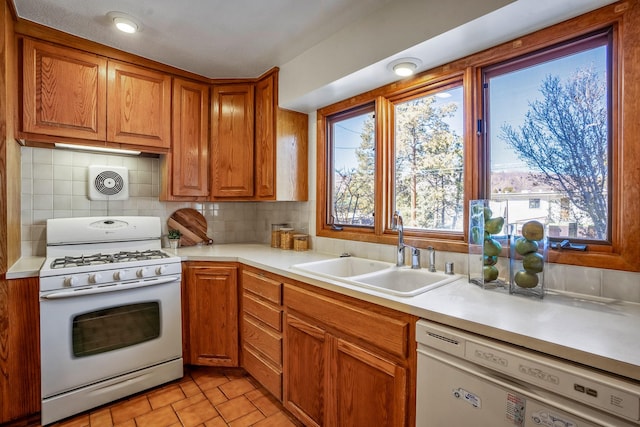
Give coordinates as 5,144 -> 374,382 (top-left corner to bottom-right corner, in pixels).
40,277 -> 182,399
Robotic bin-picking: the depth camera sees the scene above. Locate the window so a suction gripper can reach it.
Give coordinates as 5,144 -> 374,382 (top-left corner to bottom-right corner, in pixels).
327,104 -> 376,227
317,2 -> 640,271
393,86 -> 464,232
484,31 -> 611,244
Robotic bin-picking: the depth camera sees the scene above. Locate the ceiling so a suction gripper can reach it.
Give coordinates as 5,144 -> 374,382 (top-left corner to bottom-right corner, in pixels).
12,0 -> 619,112
12,0 -> 395,78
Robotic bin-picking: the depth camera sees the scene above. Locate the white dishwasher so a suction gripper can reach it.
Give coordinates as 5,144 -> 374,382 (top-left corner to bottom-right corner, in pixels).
415,320 -> 640,427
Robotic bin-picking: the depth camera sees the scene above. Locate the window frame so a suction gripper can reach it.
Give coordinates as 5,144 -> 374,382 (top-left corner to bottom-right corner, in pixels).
316,1 -> 640,272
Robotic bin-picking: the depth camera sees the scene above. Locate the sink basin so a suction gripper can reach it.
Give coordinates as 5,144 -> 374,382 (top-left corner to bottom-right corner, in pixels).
291,257 -> 393,278
291,256 -> 458,297
349,268 -> 459,297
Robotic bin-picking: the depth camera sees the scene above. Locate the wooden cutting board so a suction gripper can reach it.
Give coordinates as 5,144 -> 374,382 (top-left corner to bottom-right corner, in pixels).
167,208 -> 213,246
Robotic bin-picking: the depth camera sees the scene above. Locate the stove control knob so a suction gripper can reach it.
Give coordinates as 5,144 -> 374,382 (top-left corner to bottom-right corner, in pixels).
137,267 -> 149,278
155,265 -> 167,275
63,276 -> 79,287
113,270 -> 127,281
89,273 -> 102,284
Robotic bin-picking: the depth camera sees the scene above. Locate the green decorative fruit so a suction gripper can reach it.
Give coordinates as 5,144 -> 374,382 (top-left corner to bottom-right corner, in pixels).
522,252 -> 544,273
483,255 -> 498,266
483,207 -> 493,222
483,265 -> 499,282
514,270 -> 539,288
522,220 -> 544,241
515,237 -> 539,255
470,226 -> 482,244
484,216 -> 504,235
483,238 -> 502,257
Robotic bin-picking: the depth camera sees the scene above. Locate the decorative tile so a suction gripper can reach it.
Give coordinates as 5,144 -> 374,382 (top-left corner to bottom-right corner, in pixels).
88,409 -> 113,427
175,399 -> 219,427
228,409 -> 266,427
216,396 -> 258,423
110,395 -> 152,425
218,378 -> 256,399
147,384 -> 186,409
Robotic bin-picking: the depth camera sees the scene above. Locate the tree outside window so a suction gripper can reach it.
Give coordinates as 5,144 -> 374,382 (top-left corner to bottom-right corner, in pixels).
393,86 -> 464,231
485,31 -> 610,242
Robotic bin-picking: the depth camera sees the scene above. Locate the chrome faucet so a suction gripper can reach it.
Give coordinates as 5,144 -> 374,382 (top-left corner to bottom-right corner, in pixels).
427,246 -> 436,272
392,211 -> 406,267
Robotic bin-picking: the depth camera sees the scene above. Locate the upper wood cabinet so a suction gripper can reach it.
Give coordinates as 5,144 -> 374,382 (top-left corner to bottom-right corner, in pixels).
22,38 -> 107,141
107,60 -> 171,149
255,70 -> 308,201
210,83 -> 255,198
160,78 -> 210,200
21,38 -> 171,152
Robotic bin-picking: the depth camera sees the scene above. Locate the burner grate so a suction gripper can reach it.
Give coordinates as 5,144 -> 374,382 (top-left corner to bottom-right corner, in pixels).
50,250 -> 170,269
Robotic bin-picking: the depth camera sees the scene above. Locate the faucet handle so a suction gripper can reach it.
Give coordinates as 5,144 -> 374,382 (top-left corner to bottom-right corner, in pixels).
411,247 -> 421,269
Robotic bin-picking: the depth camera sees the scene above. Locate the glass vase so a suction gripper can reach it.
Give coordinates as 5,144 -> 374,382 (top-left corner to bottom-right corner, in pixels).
468,199 -> 509,289
509,221 -> 547,298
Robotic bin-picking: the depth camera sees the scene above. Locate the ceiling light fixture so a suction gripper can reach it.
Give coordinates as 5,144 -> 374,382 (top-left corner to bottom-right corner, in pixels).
54,143 -> 141,156
388,57 -> 422,77
107,12 -> 140,34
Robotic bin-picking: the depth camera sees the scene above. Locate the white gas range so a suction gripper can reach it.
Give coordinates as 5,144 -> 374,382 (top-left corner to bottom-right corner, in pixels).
39,216 -> 183,425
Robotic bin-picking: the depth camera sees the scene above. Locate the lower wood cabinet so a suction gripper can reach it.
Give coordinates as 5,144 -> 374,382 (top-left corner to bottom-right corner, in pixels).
182,262 -> 239,367
283,282 -> 417,427
240,267 -> 284,400
0,277 -> 40,424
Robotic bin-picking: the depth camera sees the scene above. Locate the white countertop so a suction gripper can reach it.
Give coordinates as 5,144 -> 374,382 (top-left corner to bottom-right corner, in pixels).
11,243 -> 640,382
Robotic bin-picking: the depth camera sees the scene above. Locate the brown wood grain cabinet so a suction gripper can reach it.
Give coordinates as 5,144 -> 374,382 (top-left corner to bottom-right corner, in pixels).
240,267 -> 285,400
210,83 -> 255,198
22,38 -> 107,141
254,70 -> 308,201
183,262 -> 239,367
21,38 -> 172,153
160,78 -> 210,200
106,60 -> 171,149
283,282 -> 417,427
0,277 -> 40,424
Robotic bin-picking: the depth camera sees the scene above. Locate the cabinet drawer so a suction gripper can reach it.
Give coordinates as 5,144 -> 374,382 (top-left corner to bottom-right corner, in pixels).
242,270 -> 282,304
243,292 -> 282,331
284,284 -> 410,359
243,344 -> 282,401
243,314 -> 282,365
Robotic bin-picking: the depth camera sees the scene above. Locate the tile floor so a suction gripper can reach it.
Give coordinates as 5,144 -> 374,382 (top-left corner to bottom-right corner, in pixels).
41,367 -> 302,427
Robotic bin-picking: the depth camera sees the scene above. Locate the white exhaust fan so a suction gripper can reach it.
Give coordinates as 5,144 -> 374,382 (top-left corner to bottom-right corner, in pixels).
88,165 -> 129,200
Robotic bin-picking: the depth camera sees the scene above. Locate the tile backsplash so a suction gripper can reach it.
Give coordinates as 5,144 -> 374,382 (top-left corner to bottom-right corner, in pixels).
20,147 -> 310,255
20,146 -> 640,304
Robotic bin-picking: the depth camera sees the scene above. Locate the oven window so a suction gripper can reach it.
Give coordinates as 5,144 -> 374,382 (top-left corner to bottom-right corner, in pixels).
72,302 -> 161,357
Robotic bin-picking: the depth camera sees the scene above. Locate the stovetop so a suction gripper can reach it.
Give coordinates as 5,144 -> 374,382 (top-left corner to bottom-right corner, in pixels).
49,250 -> 171,270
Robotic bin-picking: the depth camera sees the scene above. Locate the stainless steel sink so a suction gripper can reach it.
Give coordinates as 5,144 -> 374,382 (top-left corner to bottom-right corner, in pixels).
291,256 -> 458,297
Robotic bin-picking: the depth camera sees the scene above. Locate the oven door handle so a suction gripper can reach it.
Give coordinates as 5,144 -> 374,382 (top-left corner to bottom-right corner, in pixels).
41,276 -> 180,299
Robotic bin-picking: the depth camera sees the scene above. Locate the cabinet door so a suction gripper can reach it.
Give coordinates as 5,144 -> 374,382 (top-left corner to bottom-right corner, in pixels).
22,38 -> 107,140
331,338 -> 408,427
185,264 -> 239,366
0,277 -> 40,423
210,84 -> 255,197
170,78 -> 210,197
254,72 -> 276,199
107,60 -> 171,149
283,313 -> 327,427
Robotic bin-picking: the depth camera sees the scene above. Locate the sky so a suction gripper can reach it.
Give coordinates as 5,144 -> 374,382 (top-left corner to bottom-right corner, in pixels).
332,44 -> 607,181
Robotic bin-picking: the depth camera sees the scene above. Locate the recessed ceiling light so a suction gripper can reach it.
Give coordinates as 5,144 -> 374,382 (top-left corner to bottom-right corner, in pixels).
388,58 -> 423,77
107,12 -> 141,34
